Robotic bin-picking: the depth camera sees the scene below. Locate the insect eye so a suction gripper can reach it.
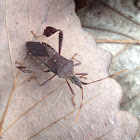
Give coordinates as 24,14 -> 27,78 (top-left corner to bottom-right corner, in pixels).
71,78 -> 75,83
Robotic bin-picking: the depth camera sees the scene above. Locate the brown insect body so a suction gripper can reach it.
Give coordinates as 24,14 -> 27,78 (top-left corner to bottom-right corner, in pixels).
26,41 -> 74,79
18,27 -> 88,122
18,27 -> 123,122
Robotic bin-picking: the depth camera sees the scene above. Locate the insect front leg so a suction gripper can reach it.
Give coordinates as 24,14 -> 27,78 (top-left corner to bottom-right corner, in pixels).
79,75 -> 87,79
75,73 -> 88,79
66,80 -> 76,106
71,53 -> 81,66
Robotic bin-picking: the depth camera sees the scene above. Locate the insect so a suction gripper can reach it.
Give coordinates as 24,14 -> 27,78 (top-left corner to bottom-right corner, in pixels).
17,26 -> 126,122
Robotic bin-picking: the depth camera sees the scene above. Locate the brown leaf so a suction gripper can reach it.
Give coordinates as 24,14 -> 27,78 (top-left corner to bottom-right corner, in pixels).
0,0 -> 139,139
74,0 -> 88,11
77,0 -> 140,139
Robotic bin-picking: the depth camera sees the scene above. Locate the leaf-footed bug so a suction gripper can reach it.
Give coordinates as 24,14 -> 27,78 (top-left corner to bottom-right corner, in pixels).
17,27 -> 127,122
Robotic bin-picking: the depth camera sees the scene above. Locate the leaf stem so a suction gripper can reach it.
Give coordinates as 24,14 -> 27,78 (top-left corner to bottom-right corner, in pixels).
0,54 -> 28,135
96,39 -> 140,44
0,74 -> 19,135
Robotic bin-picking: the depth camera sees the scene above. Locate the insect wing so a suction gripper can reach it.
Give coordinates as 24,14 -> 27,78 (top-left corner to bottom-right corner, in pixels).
26,42 -> 49,56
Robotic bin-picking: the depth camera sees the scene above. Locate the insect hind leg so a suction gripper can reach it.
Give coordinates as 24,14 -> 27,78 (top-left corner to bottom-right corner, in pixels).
31,31 -> 43,38
31,27 -> 63,55
17,66 -> 50,74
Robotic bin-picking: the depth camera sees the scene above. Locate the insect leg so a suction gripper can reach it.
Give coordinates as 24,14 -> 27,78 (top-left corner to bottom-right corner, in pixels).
17,66 -> 50,73
43,27 -> 63,54
75,73 -> 88,79
81,69 -> 128,85
75,73 -> 88,76
15,53 -> 29,65
28,74 -> 56,86
66,80 -> 76,106
31,31 -> 44,38
58,30 -> 63,54
32,27 -> 63,54
71,53 -> 81,66
79,76 -> 87,79
15,61 -> 23,65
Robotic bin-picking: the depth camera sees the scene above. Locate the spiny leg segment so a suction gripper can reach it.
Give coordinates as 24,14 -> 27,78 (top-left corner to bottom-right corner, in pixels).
31,26 -> 63,54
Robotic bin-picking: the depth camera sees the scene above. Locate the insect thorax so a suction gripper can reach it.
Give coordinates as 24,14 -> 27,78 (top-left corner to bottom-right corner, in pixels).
57,60 -> 74,78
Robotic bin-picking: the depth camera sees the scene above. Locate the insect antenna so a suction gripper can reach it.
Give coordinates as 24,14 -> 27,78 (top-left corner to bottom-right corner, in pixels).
74,69 -> 128,122
81,69 -> 128,85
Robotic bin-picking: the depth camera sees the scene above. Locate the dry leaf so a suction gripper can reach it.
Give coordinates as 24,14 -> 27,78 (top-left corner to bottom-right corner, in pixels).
0,0 -> 139,140
74,0 -> 88,11
77,0 -> 140,139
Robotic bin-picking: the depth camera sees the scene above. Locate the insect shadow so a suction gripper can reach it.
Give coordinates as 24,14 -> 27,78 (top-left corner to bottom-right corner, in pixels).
17,26 -> 126,122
